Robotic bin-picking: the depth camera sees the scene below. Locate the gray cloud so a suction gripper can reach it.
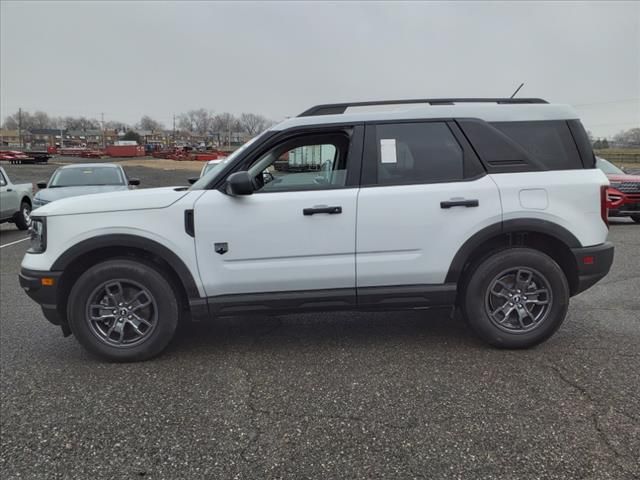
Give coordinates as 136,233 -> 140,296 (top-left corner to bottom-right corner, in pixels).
1,0 -> 638,137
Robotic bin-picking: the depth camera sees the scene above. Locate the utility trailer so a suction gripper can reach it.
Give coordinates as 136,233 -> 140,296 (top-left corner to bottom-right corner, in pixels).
0,150 -> 51,165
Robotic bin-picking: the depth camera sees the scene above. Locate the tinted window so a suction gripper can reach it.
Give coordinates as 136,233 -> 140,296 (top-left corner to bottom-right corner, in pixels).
491,121 -> 582,170
374,122 -> 463,185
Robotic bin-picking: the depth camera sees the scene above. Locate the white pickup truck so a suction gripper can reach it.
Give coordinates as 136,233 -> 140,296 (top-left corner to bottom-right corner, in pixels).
0,166 -> 33,230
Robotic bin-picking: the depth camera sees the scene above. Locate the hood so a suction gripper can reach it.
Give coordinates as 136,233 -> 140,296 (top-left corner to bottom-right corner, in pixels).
35,185 -> 130,203
32,186 -> 190,216
606,173 -> 640,183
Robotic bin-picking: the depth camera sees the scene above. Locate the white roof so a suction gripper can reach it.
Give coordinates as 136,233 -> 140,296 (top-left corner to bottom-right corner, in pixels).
272,103 -> 579,131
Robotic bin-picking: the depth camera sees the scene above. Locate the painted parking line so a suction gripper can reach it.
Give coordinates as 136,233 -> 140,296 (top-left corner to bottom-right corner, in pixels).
0,237 -> 30,249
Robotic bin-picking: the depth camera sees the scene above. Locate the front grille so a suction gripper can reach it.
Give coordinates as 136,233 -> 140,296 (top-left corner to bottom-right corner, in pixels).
617,182 -> 640,193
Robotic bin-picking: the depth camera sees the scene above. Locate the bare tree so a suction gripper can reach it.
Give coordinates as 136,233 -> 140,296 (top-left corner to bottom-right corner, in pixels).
62,116 -> 100,130
177,109 -> 214,135
213,112 -> 237,133
137,115 -> 164,132
192,109 -> 214,135
2,110 -> 49,130
31,111 -> 53,129
177,112 -> 194,133
613,127 -> 640,148
104,120 -> 129,132
2,114 -> 19,130
239,113 -> 270,135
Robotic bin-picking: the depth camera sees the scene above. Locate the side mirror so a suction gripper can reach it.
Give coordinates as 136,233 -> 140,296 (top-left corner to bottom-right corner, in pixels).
188,177 -> 199,185
37,181 -> 47,189
226,171 -> 254,196
128,178 -> 140,186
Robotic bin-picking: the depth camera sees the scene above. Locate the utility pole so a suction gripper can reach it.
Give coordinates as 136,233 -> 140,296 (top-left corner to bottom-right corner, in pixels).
172,113 -> 176,147
101,112 -> 105,148
18,107 -> 22,149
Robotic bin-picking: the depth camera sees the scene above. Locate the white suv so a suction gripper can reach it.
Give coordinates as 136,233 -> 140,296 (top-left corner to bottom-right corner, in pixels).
20,98 -> 614,361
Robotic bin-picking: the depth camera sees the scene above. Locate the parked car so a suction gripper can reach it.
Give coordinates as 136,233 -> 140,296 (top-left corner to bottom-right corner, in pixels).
0,166 -> 32,230
596,157 -> 640,223
32,163 -> 140,208
20,97 -> 613,361
200,158 -> 225,177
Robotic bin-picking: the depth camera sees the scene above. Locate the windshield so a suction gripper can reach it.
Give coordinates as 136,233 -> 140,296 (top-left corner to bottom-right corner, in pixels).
596,157 -> 624,175
190,131 -> 271,189
201,160 -> 225,177
49,166 -> 125,187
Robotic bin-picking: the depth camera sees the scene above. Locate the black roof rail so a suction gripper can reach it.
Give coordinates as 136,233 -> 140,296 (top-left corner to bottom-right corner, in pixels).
298,98 -> 549,117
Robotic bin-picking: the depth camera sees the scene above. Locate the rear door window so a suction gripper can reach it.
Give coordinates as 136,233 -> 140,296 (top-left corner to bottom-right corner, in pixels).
372,122 -> 464,185
491,121 -> 582,170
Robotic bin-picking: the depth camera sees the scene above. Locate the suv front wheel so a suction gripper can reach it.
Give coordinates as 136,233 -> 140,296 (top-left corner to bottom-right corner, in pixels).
67,259 -> 179,361
462,248 -> 569,349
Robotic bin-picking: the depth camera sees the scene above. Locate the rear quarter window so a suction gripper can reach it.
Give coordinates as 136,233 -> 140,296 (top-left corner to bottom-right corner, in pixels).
491,121 -> 582,170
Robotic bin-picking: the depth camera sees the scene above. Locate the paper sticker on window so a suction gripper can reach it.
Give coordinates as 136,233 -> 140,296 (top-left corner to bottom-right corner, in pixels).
380,139 -> 397,164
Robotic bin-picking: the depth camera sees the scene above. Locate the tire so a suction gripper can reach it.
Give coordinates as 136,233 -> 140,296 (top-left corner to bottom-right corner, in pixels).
631,214 -> 640,224
67,259 -> 179,362
14,200 -> 32,230
462,248 -> 569,349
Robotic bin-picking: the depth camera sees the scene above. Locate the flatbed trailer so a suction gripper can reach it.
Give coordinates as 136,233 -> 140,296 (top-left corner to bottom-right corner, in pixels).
0,150 -> 51,165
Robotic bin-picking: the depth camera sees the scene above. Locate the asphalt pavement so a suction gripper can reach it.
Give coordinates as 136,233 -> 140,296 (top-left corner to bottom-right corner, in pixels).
1,161 -> 639,479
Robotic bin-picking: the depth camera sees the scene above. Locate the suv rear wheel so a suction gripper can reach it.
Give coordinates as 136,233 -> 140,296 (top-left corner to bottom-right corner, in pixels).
67,259 -> 179,362
462,248 -> 569,348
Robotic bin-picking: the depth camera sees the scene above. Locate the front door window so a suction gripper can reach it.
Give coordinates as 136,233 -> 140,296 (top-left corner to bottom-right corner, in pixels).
246,134 -> 350,192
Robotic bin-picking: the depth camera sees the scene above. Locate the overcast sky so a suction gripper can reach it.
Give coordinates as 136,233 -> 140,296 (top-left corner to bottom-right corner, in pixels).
1,1 -> 638,137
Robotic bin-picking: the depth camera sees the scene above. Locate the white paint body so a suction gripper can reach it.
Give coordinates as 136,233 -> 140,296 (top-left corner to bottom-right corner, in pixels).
21,102 -> 611,299
22,168 -> 609,296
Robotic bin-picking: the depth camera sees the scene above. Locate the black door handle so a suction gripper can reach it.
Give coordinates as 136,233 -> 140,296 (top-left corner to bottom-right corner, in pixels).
440,199 -> 479,209
303,206 -> 342,216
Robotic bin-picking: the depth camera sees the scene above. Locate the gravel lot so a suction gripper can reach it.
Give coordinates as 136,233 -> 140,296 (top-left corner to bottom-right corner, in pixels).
1,159 -> 639,479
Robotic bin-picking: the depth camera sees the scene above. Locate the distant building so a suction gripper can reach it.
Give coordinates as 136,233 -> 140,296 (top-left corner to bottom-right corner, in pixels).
0,129 -> 21,147
66,129 -> 103,147
29,128 -> 62,147
134,130 -> 166,146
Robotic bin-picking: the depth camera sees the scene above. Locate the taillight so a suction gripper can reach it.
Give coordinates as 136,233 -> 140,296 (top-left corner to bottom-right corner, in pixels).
601,185 -> 609,228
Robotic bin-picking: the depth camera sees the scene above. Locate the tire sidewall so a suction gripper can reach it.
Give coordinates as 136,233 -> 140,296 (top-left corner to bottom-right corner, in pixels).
15,201 -> 31,230
464,248 -> 569,348
68,259 -> 179,361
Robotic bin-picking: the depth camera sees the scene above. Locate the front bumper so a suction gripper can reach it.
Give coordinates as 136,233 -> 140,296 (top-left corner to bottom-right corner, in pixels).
19,268 -> 65,328
571,242 -> 614,295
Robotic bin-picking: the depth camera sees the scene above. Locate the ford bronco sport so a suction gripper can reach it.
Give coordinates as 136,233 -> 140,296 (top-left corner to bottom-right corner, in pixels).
20,98 -> 614,361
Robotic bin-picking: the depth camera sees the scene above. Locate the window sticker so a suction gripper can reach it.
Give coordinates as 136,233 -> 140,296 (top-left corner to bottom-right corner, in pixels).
380,138 -> 397,164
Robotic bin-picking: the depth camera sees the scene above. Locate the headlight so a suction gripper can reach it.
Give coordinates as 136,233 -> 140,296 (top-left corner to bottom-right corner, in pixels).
32,198 -> 49,208
28,217 -> 47,253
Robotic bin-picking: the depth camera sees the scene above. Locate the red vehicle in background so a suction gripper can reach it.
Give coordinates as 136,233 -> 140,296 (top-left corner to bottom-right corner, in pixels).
597,157 -> 640,223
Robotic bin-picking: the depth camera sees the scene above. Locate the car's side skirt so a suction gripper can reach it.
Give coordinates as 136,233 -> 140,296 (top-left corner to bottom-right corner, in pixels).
206,284 -> 457,317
